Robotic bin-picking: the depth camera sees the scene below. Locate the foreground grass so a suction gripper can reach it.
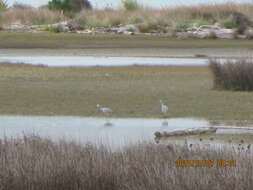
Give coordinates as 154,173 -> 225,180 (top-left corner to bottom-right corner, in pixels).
0,136 -> 252,190
0,63 -> 253,120
1,33 -> 253,49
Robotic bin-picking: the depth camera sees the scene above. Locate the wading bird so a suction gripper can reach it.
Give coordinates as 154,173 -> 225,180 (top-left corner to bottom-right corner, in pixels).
160,100 -> 169,114
96,104 -> 113,126
160,100 -> 169,126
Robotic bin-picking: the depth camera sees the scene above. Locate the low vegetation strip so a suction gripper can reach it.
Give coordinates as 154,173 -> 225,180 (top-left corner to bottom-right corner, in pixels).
1,2 -> 253,39
209,59 -> 253,91
0,63 -> 253,120
0,135 -> 252,190
1,33 -> 253,49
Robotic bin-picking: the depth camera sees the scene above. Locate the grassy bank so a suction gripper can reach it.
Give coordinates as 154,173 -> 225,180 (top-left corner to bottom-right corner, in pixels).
1,32 -> 253,49
0,135 -> 252,190
1,63 -> 253,120
1,2 -> 253,35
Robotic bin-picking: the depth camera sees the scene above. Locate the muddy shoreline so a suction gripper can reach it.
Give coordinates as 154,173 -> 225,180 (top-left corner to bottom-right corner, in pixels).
0,48 -> 253,58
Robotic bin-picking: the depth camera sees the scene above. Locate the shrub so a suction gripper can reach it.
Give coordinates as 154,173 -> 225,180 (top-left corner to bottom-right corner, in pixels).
194,19 -> 211,27
209,59 -> 253,91
122,0 -> 139,11
48,0 -> 92,13
221,16 -> 237,29
138,23 -> 156,33
175,22 -> 190,32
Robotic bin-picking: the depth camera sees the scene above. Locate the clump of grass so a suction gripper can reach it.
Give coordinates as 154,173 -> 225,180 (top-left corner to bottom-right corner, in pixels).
209,59 -> 253,91
0,135 -> 253,190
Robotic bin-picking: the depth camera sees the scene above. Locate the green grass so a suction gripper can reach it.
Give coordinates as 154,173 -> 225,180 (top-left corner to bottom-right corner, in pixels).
1,32 -> 253,49
1,63 -> 253,120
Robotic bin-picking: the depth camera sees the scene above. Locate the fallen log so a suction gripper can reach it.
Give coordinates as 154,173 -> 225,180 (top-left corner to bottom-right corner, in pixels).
154,127 -> 217,138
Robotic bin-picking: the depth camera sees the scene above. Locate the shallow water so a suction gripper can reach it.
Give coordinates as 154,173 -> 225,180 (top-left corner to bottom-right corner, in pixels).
1,116 -> 253,149
0,116 -> 208,148
0,56 -> 208,67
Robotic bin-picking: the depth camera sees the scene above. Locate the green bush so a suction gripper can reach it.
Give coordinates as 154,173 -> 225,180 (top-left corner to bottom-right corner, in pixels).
194,19 -> 211,27
122,0 -> 139,11
175,22 -> 190,32
48,0 -> 92,13
221,16 -> 237,29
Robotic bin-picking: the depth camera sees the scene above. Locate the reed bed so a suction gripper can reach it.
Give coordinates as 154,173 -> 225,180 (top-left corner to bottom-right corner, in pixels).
0,135 -> 252,190
209,59 -> 253,91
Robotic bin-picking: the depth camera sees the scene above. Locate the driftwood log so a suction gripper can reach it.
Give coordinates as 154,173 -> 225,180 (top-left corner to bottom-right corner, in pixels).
154,127 -> 217,138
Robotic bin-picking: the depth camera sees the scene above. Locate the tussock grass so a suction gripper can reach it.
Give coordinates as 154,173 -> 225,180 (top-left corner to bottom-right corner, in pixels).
209,59 -> 253,91
0,135 -> 252,190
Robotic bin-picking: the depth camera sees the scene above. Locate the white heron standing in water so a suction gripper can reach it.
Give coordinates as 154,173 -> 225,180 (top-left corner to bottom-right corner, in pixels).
97,104 -> 113,126
160,100 -> 169,126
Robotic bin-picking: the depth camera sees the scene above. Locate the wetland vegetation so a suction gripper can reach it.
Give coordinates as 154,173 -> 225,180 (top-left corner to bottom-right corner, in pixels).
209,59 -> 253,91
0,135 -> 252,190
1,1 -> 253,189
0,62 -> 253,120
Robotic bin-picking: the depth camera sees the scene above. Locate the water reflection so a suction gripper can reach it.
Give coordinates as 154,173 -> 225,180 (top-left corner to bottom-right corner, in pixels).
0,116 -> 253,149
0,116 -> 207,148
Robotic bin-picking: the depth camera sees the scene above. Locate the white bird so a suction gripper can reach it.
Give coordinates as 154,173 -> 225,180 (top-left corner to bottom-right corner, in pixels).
97,104 -> 113,126
160,100 -> 169,115
96,104 -> 113,116
160,100 -> 169,126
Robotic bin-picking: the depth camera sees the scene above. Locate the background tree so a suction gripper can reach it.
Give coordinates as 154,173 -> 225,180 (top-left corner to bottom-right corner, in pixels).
48,0 -> 92,13
0,0 -> 8,10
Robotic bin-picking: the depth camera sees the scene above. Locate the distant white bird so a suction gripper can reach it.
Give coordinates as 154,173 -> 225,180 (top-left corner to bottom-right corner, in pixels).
97,104 -> 113,126
160,100 -> 169,115
96,104 -> 113,116
160,100 -> 169,126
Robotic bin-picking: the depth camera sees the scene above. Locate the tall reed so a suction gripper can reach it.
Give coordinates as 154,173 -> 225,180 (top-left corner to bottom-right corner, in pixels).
209,59 -> 253,91
0,135 -> 252,190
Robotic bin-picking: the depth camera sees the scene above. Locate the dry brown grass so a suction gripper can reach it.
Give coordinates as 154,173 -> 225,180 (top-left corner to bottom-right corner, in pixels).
1,6 -> 65,25
73,2 -> 253,32
1,2 -> 253,33
0,135 -> 252,190
209,59 -> 253,91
